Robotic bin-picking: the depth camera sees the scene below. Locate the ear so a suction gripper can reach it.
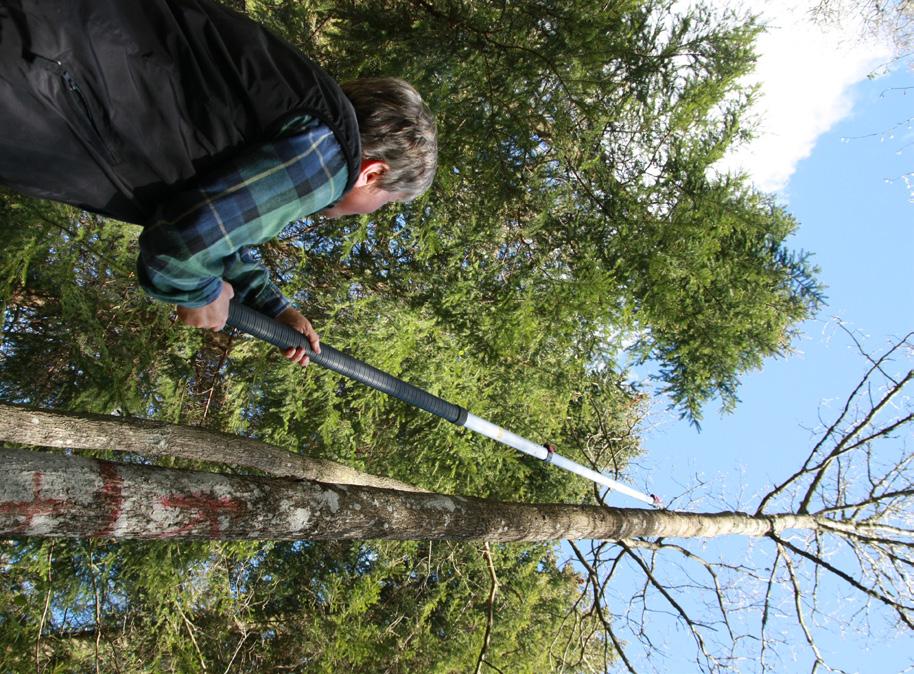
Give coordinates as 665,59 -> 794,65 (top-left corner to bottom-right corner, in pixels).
354,160 -> 388,188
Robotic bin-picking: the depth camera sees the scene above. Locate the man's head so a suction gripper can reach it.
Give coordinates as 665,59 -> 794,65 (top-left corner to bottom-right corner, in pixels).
322,77 -> 437,218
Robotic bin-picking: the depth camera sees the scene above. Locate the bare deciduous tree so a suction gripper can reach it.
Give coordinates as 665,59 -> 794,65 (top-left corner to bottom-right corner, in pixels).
561,329 -> 913,672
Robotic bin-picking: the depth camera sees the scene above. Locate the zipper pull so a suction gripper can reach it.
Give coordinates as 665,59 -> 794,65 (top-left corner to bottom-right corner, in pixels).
62,70 -> 79,92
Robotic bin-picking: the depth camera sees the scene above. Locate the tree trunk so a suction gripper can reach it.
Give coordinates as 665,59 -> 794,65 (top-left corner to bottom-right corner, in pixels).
0,448 -> 821,541
0,402 -> 425,492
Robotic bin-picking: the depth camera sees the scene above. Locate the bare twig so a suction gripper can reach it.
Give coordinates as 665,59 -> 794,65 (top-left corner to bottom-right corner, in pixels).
202,334 -> 234,421
569,540 -> 640,674
35,544 -> 54,674
778,541 -> 853,674
91,555 -> 102,674
759,544 -> 782,672
223,631 -> 249,674
176,605 -> 208,672
475,543 -> 499,674
759,333 -> 914,514
772,534 -> 914,629
798,370 -> 914,513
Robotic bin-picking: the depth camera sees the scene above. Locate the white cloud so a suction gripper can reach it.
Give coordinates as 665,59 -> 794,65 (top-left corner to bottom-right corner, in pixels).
710,0 -> 894,192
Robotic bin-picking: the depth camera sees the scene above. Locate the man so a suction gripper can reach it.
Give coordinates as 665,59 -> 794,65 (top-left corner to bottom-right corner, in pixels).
0,0 -> 437,366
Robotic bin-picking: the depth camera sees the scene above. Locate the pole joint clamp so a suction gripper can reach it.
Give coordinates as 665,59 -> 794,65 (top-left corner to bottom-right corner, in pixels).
543,443 -> 557,463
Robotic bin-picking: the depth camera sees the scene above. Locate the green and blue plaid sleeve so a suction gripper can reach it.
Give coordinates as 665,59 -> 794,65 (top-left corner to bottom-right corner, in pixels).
137,115 -> 348,317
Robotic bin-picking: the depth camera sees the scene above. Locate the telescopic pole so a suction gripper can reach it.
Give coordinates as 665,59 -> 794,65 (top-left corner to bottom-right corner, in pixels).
226,301 -> 660,507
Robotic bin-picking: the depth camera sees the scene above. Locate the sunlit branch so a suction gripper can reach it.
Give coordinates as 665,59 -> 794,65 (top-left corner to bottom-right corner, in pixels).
758,334 -> 913,514
759,544 -> 782,673
569,541 -> 639,674
839,324 -> 909,386
474,543 -> 499,674
772,534 -> 914,629
799,386 -> 914,513
778,542 -> 850,674
621,537 -> 744,643
618,541 -> 717,671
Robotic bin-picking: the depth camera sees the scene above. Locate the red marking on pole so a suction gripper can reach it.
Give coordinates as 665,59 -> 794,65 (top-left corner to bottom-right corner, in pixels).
158,493 -> 246,538
0,472 -> 68,534
93,462 -> 124,537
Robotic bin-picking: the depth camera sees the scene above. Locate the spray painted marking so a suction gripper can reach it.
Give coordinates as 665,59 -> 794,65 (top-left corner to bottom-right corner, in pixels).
0,472 -> 68,534
93,463 -> 124,537
158,493 -> 246,538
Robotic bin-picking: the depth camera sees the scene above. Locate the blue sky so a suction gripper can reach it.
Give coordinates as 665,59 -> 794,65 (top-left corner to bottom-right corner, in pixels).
596,42 -> 913,674
642,61 -> 913,502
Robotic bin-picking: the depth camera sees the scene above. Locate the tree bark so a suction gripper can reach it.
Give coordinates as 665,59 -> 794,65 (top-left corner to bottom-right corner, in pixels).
0,402 -> 425,492
0,448 -> 822,541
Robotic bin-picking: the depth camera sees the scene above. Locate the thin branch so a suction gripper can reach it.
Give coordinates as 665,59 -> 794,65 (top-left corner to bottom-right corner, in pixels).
758,333 -> 914,514
475,543 -> 499,674
816,485 -> 914,518
618,540 -> 716,669
91,554 -> 102,674
760,544 -> 782,672
799,370 -> 914,513
840,323 -> 905,386
569,540 -> 640,674
821,519 -> 914,549
828,411 -> 914,460
176,605 -> 208,672
203,334 -> 234,421
854,521 -> 914,540
223,631 -> 249,674
772,534 -> 914,629
633,538 -> 736,642
777,542 -> 845,674
35,544 -> 54,674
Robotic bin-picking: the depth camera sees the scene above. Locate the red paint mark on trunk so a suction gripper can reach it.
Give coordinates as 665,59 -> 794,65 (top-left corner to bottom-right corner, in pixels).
158,493 -> 246,538
0,472 -> 68,534
93,462 -> 124,537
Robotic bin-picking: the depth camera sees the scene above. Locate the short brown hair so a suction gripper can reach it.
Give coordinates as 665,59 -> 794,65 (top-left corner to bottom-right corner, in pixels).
342,77 -> 437,199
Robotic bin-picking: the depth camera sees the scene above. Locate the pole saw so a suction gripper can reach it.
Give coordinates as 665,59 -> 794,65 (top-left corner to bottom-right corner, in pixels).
227,301 -> 661,507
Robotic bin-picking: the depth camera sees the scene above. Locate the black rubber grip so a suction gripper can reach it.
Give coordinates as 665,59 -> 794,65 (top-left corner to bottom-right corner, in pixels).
227,301 -> 468,426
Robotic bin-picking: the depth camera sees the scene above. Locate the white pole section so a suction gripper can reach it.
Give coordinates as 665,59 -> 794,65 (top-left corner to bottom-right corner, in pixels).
224,304 -> 661,508
462,413 -> 659,507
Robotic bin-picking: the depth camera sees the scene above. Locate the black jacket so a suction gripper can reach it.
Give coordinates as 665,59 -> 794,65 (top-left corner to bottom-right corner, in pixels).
0,0 -> 361,223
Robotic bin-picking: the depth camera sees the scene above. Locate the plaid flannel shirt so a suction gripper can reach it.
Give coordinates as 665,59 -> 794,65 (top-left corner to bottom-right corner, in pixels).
136,115 -> 348,318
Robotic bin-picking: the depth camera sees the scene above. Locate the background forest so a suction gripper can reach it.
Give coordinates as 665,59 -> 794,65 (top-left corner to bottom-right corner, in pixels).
0,0 -> 846,671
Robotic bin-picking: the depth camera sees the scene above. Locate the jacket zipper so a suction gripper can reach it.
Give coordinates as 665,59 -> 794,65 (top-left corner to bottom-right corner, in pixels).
34,55 -> 120,164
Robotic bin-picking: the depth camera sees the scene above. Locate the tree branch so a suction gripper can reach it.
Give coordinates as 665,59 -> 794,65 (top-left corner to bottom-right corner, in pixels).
569,540 -> 639,674
758,332 -> 913,514
777,542 -> 850,674
618,540 -> 717,670
35,544 -> 53,674
176,604 -> 207,673
772,534 -> 914,629
474,542 -> 499,674
798,370 -> 914,513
